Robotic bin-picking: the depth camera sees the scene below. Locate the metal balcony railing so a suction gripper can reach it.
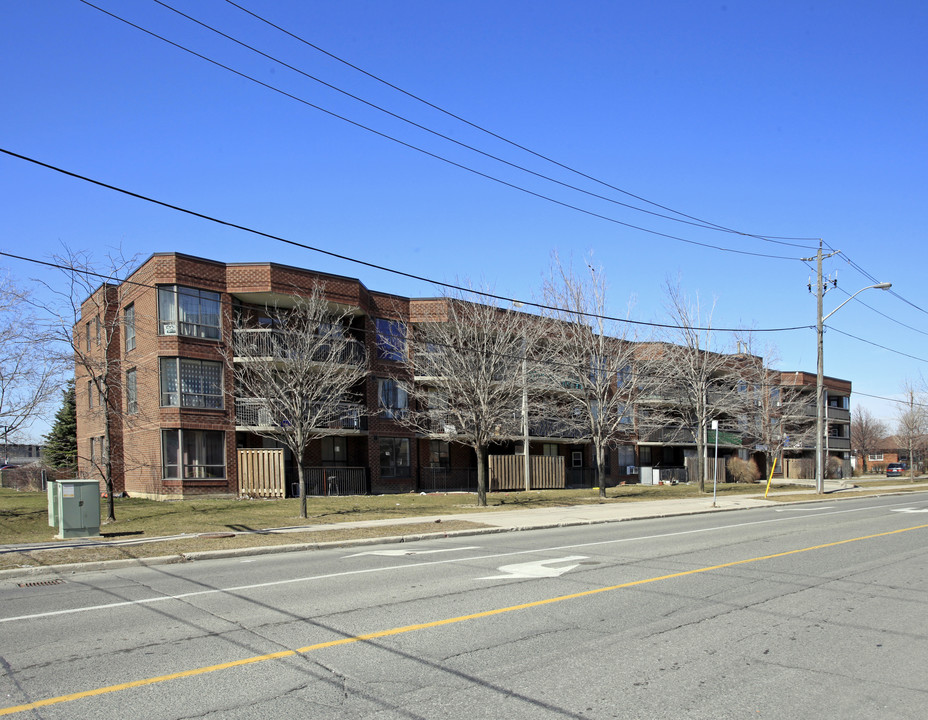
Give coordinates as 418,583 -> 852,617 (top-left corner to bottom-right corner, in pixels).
235,398 -> 367,431
233,329 -> 365,365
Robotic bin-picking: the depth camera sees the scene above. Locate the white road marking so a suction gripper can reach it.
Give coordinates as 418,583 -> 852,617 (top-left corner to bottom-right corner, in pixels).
345,546 -> 479,558
480,556 -> 588,580
775,506 -> 834,512
891,508 -> 928,513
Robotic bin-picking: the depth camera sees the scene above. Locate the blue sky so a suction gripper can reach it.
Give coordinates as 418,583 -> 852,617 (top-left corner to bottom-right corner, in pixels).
2,0 -> 926,437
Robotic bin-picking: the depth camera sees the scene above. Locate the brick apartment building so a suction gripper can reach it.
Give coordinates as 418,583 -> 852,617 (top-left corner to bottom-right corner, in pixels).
75,252 -> 851,499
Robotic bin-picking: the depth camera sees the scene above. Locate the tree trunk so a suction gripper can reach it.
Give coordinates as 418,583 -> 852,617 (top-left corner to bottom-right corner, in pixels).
475,445 -> 487,507
595,442 -> 606,499
102,394 -> 115,522
296,462 -> 307,518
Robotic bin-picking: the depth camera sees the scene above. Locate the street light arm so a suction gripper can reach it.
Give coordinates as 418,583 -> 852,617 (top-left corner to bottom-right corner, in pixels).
822,282 -> 892,323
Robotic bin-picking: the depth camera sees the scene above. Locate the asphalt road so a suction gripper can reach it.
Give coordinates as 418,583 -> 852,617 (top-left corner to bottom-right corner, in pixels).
2,493 -> 928,719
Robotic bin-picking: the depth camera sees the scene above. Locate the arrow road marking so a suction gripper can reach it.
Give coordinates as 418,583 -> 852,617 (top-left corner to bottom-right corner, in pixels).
346,546 -> 479,558
480,556 -> 588,580
891,508 -> 928,514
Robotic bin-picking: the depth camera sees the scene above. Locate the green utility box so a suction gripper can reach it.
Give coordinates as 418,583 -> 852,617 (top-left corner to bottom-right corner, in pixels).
47,479 -> 58,528
51,479 -> 101,539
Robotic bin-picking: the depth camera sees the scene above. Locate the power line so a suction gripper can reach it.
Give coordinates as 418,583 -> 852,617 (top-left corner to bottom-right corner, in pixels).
149,0 -> 812,247
75,0 -> 802,261
222,0 -> 819,246
827,326 -> 928,364
0,151 -> 813,336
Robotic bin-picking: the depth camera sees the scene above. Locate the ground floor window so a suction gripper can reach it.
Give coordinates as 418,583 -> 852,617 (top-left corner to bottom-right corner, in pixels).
429,440 -> 450,468
379,437 -> 410,477
868,453 -> 883,462
321,436 -> 347,466
617,445 -> 635,473
162,429 -> 225,479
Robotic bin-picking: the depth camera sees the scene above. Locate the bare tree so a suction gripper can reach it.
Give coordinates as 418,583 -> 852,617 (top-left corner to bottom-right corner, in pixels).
0,272 -> 62,448
229,286 -> 368,518
735,340 -> 816,480
541,254 -> 645,498
38,249 -> 138,522
644,281 -> 744,492
400,291 -> 546,507
851,406 -> 888,474
896,380 -> 926,481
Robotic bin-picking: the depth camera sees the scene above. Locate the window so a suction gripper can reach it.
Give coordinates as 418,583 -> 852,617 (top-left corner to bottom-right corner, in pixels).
429,440 -> 450,468
321,437 -> 346,466
543,443 -> 558,457
377,377 -> 408,419
617,365 -> 632,387
572,451 -> 583,468
375,318 -> 406,361
158,285 -> 221,340
868,453 -> 884,461
126,369 -> 138,414
85,322 -> 91,351
160,358 -> 223,408
162,429 -> 225,479
124,304 -> 136,352
87,379 -> 93,409
89,437 -> 97,464
95,315 -> 101,345
379,437 -> 410,477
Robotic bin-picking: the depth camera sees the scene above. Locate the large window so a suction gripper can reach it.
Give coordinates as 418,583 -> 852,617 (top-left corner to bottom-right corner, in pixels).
375,318 -> 406,362
126,368 -> 138,414
321,436 -> 347,466
162,429 -> 225,479
158,285 -> 221,340
377,377 -> 408,419
160,358 -> 223,409
379,437 -> 410,477
429,440 -> 450,468
124,303 -> 136,352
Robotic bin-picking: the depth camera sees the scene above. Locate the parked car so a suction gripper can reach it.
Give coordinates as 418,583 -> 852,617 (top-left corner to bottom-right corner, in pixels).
886,463 -> 905,477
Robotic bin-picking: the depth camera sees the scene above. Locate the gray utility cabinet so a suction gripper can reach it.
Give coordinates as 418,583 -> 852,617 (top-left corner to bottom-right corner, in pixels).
47,479 -> 101,539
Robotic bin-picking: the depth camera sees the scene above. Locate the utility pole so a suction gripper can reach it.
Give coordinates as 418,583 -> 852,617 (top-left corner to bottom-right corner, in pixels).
804,240 -> 891,494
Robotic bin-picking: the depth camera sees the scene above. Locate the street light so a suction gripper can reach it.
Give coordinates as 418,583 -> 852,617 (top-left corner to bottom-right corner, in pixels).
815,279 -> 891,493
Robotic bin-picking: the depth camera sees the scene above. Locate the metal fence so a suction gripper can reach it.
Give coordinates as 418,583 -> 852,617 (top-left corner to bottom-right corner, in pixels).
417,467 -> 478,493
296,466 -> 368,497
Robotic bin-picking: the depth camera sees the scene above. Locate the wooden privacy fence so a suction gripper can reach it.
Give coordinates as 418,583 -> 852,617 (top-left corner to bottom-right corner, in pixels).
238,448 -> 286,498
489,455 -> 565,490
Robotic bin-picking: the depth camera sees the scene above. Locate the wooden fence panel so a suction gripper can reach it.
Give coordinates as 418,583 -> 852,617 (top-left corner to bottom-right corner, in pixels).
489,455 -> 565,490
238,448 -> 285,498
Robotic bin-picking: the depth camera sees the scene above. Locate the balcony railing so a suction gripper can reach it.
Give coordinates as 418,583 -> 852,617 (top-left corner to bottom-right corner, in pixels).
233,329 -> 365,365
235,398 -> 367,431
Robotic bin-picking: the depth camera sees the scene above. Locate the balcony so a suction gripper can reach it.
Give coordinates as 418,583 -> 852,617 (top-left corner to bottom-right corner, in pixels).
233,329 -> 364,365
235,398 -> 367,432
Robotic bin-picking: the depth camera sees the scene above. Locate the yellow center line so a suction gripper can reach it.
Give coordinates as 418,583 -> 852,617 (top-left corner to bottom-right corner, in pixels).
3,522 -> 927,716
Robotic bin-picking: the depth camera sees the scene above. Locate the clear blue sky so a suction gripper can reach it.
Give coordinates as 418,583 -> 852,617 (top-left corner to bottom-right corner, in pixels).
2,0 -> 926,438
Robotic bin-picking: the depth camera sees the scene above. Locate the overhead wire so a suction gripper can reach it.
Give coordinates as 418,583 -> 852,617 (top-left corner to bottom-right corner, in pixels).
221,0 -> 819,246
2,247 -> 823,394
0,156 -> 811,338
74,0 -> 802,261
148,0 -> 811,247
